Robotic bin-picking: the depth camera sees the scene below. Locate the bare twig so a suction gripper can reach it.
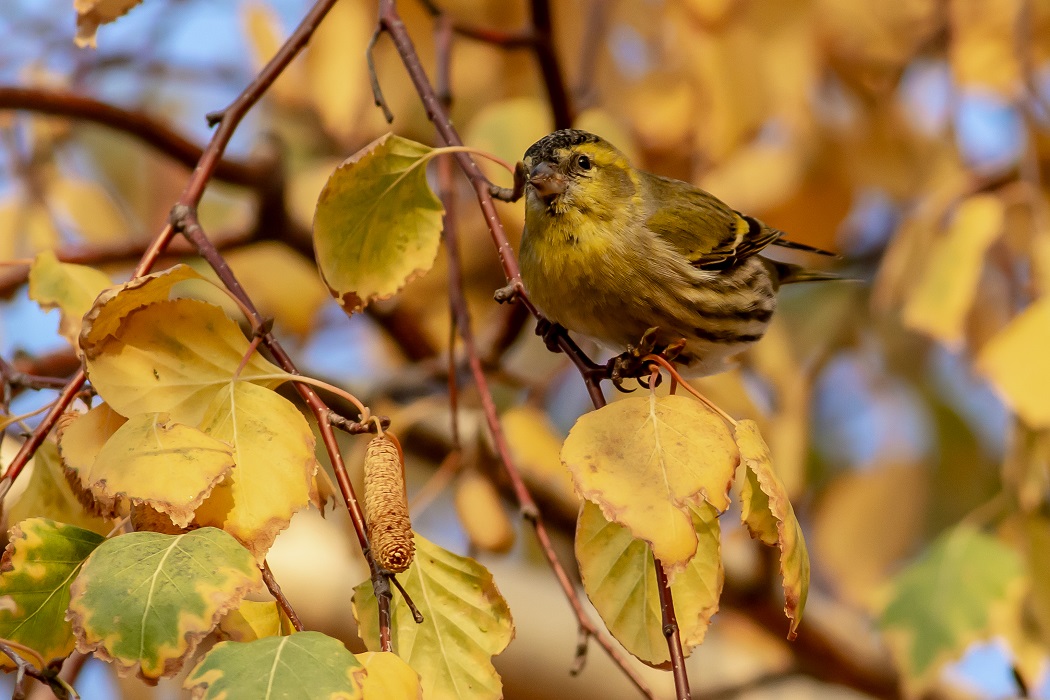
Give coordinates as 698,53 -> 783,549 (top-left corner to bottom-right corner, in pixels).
654,561 -> 691,699
262,561 -> 305,632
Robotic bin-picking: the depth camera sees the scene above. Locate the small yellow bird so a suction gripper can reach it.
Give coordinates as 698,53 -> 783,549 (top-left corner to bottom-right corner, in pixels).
519,129 -> 836,378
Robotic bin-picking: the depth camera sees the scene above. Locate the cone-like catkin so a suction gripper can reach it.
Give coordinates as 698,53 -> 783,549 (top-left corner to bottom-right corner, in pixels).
363,435 -> 414,572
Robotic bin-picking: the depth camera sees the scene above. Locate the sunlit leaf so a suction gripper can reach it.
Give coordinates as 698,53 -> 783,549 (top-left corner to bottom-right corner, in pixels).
977,296 -> 1050,429
356,651 -> 421,700
27,250 -> 111,350
501,406 -> 578,519
353,533 -> 514,700
303,0 -> 371,144
313,133 -> 444,314
49,177 -> 131,244
219,600 -> 285,642
241,1 -> 306,108
194,382 -> 316,562
74,0 -> 145,48
77,412 -> 235,527
79,264 -> 208,359
903,194 -> 1004,346
576,500 -> 722,666
69,527 -> 263,681
454,471 -> 514,554
84,298 -> 287,425
879,526 -> 1026,696
949,0 -> 1023,96
561,394 -> 738,576
57,403 -> 126,479
736,420 -> 809,639
0,518 -> 104,669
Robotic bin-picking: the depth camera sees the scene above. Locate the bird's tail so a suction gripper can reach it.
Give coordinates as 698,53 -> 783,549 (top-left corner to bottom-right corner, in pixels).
771,261 -> 845,285
772,237 -> 838,257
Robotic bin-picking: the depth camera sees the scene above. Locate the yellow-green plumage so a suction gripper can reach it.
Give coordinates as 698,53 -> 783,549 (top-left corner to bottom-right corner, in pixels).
519,129 -> 833,376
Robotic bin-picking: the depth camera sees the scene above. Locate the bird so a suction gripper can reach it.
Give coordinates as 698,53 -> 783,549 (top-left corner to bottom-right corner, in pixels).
518,128 -> 837,380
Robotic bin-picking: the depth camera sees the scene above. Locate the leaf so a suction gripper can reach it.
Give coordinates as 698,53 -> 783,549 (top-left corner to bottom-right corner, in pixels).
575,500 -> 722,666
193,382 -> 317,562
185,631 -> 365,700
501,406 -> 578,519
454,471 -> 515,554
949,0 -> 1023,97
560,394 -> 738,576
219,600 -> 285,642
49,177 -> 130,244
80,264 -> 207,359
902,195 -> 1004,346
77,412 -> 235,527
57,403 -> 127,477
356,651 -> 421,700
68,527 -> 263,681
313,133 -> 445,314
879,526 -> 1027,696
736,420 -> 809,639
84,298 -> 287,425
241,2 -> 305,108
977,296 -> 1050,429
352,533 -> 514,700
5,438 -> 111,535
74,0 -> 145,48
27,250 -> 112,350
0,519 -> 104,669
303,0 -> 371,144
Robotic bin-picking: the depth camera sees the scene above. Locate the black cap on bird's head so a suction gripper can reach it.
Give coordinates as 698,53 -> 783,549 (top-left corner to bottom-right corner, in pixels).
523,129 -> 604,202
523,129 -> 602,165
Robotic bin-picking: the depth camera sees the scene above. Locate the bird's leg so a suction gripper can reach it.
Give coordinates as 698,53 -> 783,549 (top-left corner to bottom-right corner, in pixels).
609,327 -> 662,392
535,318 -> 569,354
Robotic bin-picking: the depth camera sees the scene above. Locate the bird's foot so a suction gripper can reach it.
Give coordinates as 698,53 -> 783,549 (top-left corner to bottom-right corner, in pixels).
608,328 -> 663,393
535,318 -> 568,353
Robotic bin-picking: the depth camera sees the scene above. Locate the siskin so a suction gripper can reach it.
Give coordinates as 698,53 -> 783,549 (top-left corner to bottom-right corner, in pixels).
519,129 -> 836,378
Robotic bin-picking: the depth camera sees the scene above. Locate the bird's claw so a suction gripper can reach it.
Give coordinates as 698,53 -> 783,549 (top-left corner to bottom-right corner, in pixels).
608,327 -> 663,392
536,319 -> 567,353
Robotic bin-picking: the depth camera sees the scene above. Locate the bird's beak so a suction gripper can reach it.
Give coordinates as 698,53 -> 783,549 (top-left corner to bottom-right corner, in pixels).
528,161 -> 567,199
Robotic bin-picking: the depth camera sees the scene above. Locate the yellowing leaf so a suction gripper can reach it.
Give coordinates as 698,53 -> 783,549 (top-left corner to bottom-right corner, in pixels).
186,632 -> 365,700
84,298 -> 286,425
0,519 -> 104,669
223,242 -> 329,338
219,600 -> 285,642
355,651 -> 421,700
303,0 -> 371,144
903,195 -> 1004,346
977,296 -> 1050,429
576,500 -> 722,666
502,406 -> 578,519
78,412 -> 235,527
194,382 -> 316,562
27,250 -> 111,350
353,533 -> 514,700
74,0 -> 144,48
57,403 -> 126,478
949,0 -> 1023,96
68,528 -> 263,681
454,471 -> 515,554
736,420 -> 809,639
80,264 -> 207,359
241,2 -> 306,108
313,134 -> 444,314
5,438 -> 110,535
561,394 -> 738,576
879,526 -> 1027,697
49,177 -> 130,244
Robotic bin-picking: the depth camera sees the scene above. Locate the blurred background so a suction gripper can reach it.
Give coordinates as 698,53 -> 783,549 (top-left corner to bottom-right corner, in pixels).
1,0 -> 1049,698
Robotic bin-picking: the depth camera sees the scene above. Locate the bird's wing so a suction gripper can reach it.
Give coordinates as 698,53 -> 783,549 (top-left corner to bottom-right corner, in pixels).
642,172 -> 835,269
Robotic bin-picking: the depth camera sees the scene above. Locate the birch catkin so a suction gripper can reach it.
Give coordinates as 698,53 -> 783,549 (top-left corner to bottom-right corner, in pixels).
363,435 -> 414,572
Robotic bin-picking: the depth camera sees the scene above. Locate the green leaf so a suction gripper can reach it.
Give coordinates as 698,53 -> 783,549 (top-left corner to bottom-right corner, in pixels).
736,420 -> 809,639
0,518 -> 104,669
185,631 -> 365,700
561,394 -> 739,576
575,500 -> 722,665
68,527 -> 263,681
313,133 -> 444,314
27,249 -> 111,350
879,526 -> 1026,696
352,533 -> 514,700
84,298 -> 286,425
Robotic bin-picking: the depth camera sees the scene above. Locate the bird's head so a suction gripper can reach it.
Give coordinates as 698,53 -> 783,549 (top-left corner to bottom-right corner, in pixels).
522,129 -> 637,220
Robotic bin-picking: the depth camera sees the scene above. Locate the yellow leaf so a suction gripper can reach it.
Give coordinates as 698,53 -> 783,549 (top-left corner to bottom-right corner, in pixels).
194,383 -> 317,562
57,403 -> 126,477
74,0 -> 144,48
355,651 -> 422,700
78,412 -> 235,527
84,298 -> 286,425
903,195 -> 1004,346
454,471 -> 515,554
624,75 -> 696,153
222,242 -> 329,338
27,250 -> 111,351
219,600 -> 285,642
736,420 -> 809,639
977,296 -> 1050,429
576,500 -> 722,666
304,0 -> 371,143
313,134 -> 444,314
0,200 -> 60,258
1002,423 -> 1050,513
949,0 -> 1023,97
48,177 -> 130,245
241,2 -> 306,107
561,394 -> 738,576
698,141 -> 806,215
79,264 -> 207,359
287,158 -> 345,231
501,406 -> 578,519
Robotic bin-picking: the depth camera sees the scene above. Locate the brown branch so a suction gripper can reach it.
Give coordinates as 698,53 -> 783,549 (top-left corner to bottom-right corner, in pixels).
654,562 -> 691,699
262,561 -> 304,632
0,86 -> 265,188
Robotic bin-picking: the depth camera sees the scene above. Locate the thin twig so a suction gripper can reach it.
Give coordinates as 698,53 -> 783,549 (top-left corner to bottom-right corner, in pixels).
654,560 -> 691,699
262,562 -> 304,632
388,574 -> 425,623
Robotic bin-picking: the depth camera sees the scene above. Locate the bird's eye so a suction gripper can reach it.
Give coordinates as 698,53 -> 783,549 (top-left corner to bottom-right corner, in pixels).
576,154 -> 592,171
